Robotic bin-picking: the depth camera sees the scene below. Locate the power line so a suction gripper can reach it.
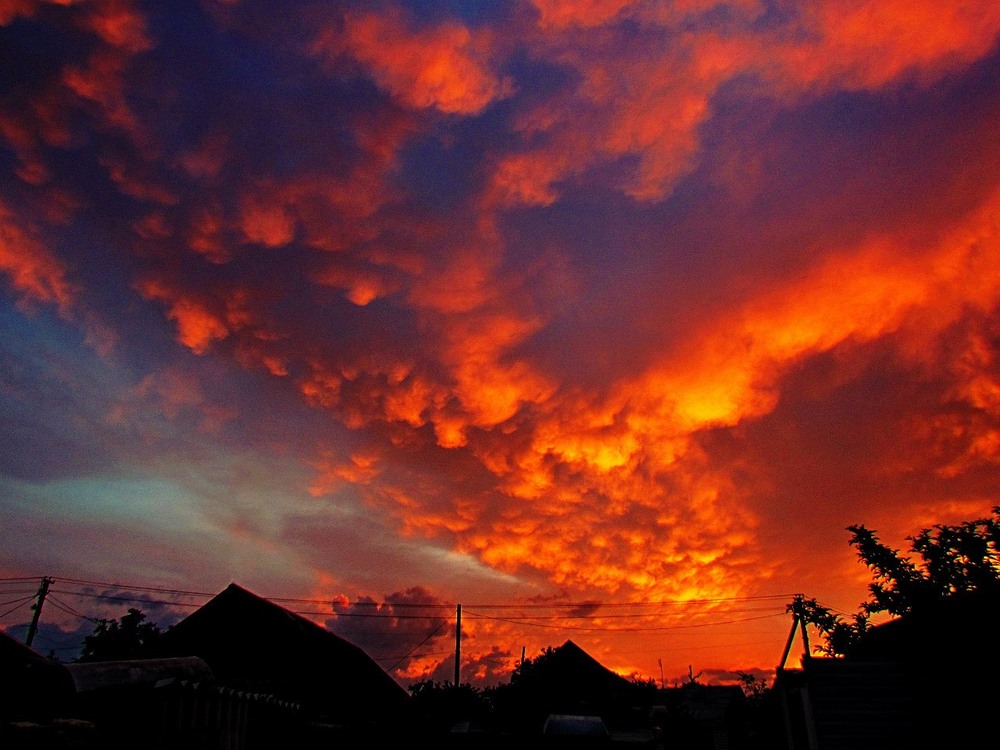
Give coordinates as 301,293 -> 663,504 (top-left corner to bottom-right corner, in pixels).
384,619 -> 451,672
6,576 -> 798,627
55,591 -> 206,609
51,577 -> 216,598
0,596 -> 34,619
1,594 -> 36,608
45,594 -> 100,624
464,610 -> 787,632
455,604 -> 784,621
18,574 -> 796,610
2,575 -> 796,661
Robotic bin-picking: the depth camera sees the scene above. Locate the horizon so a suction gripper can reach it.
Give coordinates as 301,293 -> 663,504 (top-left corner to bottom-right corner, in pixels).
2,573 -> 795,687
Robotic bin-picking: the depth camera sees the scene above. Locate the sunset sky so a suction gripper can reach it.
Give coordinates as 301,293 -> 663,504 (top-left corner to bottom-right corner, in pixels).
3,0 -> 1000,689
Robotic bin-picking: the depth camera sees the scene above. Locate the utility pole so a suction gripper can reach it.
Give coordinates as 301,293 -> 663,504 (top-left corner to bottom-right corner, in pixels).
454,604 -> 462,686
25,576 -> 52,648
778,594 -> 811,670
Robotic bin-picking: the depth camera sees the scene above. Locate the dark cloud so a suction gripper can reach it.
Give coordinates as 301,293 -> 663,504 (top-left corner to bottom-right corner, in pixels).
326,586 -> 453,676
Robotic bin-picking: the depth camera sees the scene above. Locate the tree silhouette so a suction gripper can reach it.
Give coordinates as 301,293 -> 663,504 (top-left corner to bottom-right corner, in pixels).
78,608 -> 162,662
796,506 -> 1000,655
406,679 -> 490,732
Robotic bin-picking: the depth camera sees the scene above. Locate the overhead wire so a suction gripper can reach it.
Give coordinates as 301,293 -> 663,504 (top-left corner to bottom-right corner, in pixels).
464,609 -> 787,632
8,576 -> 796,627
20,575 -> 796,609
1,596 -> 35,618
45,594 -> 101,624
384,619 -> 451,672
2,574 -> 798,667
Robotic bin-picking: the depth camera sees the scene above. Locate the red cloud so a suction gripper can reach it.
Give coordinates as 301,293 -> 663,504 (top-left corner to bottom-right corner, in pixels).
0,200 -> 76,314
316,9 -> 512,114
82,0 -> 153,53
486,2 -> 1000,205
137,277 -> 260,355
776,2 -> 1000,90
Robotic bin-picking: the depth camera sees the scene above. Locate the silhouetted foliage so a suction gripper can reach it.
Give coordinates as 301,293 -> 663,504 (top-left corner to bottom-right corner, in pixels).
736,671 -> 770,704
629,674 -> 658,688
796,506 -> 1000,655
508,644 -> 557,686
78,608 -> 161,662
406,680 -> 491,731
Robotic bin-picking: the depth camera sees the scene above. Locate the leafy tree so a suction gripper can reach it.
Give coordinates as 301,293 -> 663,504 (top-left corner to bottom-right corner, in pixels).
509,645 -> 557,685
78,608 -> 162,662
796,506 -> 1000,655
785,594 -> 870,657
736,671 -> 770,703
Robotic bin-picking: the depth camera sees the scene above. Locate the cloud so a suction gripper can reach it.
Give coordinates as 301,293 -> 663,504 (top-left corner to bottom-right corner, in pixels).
316,8 -> 513,114
325,586 -> 453,678
5,0 -> 1000,686
0,200 -> 76,313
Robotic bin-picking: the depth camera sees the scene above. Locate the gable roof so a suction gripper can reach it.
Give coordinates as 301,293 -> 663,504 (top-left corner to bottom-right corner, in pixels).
155,582 -> 408,722
517,639 -> 633,698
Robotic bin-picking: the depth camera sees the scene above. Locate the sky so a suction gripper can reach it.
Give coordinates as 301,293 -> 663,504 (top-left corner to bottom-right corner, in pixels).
3,0 -> 1000,690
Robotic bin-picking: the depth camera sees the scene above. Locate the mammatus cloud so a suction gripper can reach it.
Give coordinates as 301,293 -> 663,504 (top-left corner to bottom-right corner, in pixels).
3,0 -> 1000,684
315,9 -> 513,115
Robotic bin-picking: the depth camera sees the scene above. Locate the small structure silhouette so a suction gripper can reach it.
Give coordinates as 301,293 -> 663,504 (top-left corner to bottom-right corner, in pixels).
772,590 -> 999,749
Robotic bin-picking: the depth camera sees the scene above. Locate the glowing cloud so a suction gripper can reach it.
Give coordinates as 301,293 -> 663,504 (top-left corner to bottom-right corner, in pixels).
318,10 -> 512,114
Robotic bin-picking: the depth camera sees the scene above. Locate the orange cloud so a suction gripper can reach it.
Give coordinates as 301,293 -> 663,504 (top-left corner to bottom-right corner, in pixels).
235,159 -> 401,257
137,278 -> 258,355
488,149 -> 571,207
322,10 -> 512,114
529,0 -> 761,29
316,182 -> 1000,606
778,2 -> 1000,90
621,187 -> 1000,443
309,450 -> 381,496
238,193 -> 297,248
488,2 -> 1000,206
313,262 -> 399,306
530,0 -> 636,29
9,1 -> 1000,673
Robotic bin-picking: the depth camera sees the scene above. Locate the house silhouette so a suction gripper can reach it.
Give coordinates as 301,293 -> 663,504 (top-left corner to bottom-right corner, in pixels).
0,630 -> 75,722
155,582 -> 410,726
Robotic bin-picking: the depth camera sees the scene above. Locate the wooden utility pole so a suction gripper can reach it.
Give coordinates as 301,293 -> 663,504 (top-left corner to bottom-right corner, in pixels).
25,576 -> 52,648
454,604 -> 462,686
778,594 -> 811,670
